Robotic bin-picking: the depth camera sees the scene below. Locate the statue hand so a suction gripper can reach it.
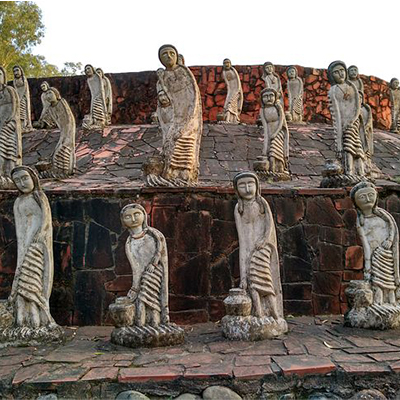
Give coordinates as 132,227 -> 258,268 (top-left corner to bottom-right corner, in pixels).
127,288 -> 138,300
240,278 -> 247,290
382,239 -> 392,250
146,264 -> 155,273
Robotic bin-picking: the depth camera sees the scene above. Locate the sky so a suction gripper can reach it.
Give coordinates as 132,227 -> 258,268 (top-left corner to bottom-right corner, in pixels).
34,0 -> 400,82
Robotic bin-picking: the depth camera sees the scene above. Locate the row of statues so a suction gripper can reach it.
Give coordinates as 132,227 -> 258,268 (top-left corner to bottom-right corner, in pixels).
0,166 -> 398,347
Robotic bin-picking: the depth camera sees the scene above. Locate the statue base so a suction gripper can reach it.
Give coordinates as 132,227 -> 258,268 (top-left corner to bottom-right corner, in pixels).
111,324 -> 185,348
345,305 -> 400,330
320,174 -> 371,188
253,157 -> 290,182
221,315 -> 288,341
0,324 -> 65,348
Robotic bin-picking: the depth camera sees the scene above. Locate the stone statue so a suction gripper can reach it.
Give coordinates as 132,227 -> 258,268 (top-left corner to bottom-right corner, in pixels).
285,66 -> 304,123
390,78 -> 400,134
261,62 -> 283,106
345,182 -> 400,329
33,82 -> 56,129
178,54 -> 185,66
12,65 -> 33,133
82,64 -> 107,130
143,44 -> 203,187
325,60 -> 367,186
253,88 -> 290,181
359,91 -> 374,176
218,58 -> 243,124
0,66 -> 22,188
0,166 -> 64,345
96,68 -> 113,125
221,172 -> 287,340
348,65 -> 364,94
109,204 -> 184,348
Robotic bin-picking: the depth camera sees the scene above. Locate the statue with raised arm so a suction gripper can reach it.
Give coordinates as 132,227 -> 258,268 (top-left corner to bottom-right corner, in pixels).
345,182 -> 400,329
218,58 -> 243,124
390,78 -> 400,134
348,65 -> 364,94
0,166 -> 64,345
253,88 -> 290,181
221,172 -> 287,340
12,66 -> 33,133
261,62 -> 283,106
285,66 -> 304,123
0,67 -> 22,188
96,68 -> 112,125
109,204 -> 184,348
82,64 -> 107,130
143,44 -> 203,187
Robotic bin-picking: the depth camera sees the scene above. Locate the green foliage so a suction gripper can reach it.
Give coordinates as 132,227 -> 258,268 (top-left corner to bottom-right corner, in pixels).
61,62 -> 83,76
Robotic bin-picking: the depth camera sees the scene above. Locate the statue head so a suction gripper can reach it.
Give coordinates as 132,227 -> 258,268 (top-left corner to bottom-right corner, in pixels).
233,171 -> 265,215
327,60 -> 347,85
263,62 -> 274,75
96,68 -> 105,78
348,65 -> 359,80
390,78 -> 399,90
11,165 -> 40,195
84,64 -> 95,77
350,181 -> 378,216
44,87 -> 62,106
40,81 -> 50,92
178,54 -> 185,66
121,203 -> 148,233
260,88 -> 277,106
0,66 -> 6,87
158,44 -> 178,70
158,90 -> 170,106
286,66 -> 297,80
12,65 -> 23,79
223,58 -> 232,70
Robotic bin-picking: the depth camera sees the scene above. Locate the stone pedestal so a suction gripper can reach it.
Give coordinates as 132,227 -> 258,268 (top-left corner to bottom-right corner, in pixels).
320,160 -> 370,188
221,288 -> 287,341
253,156 -> 290,182
345,280 -> 400,330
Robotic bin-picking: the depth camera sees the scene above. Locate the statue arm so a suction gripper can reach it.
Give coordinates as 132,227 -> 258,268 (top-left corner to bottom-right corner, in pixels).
234,207 -> 248,290
357,221 -> 371,276
328,89 -> 343,153
271,104 -> 284,138
7,87 -> 19,122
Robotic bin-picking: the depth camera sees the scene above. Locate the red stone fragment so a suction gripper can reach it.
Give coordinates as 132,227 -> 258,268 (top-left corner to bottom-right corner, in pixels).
272,355 -> 336,376
119,366 -> 184,382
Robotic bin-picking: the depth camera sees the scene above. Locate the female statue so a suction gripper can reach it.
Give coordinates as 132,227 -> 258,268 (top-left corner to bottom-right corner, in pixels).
348,65 -> 364,94
0,67 -> 22,180
43,87 -> 76,175
390,77 -> 400,134
358,91 -> 374,175
33,82 -> 56,129
96,68 -> 113,125
328,60 -> 365,177
221,58 -> 243,124
258,88 -> 289,178
12,65 -> 33,133
261,62 -> 283,106
6,166 -> 62,339
286,66 -> 304,123
145,44 -> 202,186
82,64 -> 107,130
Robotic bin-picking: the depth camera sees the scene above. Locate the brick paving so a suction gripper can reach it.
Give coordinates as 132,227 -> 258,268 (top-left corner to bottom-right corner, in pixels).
3,316 -> 400,391
18,122 -> 400,194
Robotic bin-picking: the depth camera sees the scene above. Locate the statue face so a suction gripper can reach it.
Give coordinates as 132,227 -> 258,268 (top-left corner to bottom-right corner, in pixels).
45,90 -> 58,106
12,170 -> 35,194
160,47 -> 178,69
262,91 -> 276,105
223,59 -> 231,70
354,187 -> 377,213
158,91 -> 170,106
236,176 -> 257,200
0,69 -> 4,85
391,79 -> 399,89
348,67 -> 358,79
13,67 -> 22,79
264,64 -> 273,74
85,65 -> 94,77
40,83 -> 49,92
122,208 -> 145,230
287,68 -> 296,79
331,65 -> 346,84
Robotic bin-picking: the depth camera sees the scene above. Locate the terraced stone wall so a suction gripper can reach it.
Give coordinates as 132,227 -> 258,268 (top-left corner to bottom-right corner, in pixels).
27,65 -> 392,130
0,188 -> 399,326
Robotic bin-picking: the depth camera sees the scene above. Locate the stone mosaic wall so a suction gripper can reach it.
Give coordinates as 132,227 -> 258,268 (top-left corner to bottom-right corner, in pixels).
0,188 -> 399,326
27,65 -> 392,130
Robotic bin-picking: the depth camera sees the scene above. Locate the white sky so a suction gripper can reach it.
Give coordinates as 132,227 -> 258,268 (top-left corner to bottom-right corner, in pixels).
35,0 -> 400,82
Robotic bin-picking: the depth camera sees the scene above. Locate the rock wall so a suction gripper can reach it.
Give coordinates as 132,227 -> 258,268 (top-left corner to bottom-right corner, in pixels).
0,187 -> 399,326
27,65 -> 392,130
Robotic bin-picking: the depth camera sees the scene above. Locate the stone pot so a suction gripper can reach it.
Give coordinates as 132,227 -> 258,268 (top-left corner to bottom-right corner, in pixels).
109,297 -> 135,328
223,288 -> 252,317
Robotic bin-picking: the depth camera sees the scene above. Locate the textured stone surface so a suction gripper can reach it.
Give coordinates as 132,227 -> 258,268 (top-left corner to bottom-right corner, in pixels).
202,386 -> 242,400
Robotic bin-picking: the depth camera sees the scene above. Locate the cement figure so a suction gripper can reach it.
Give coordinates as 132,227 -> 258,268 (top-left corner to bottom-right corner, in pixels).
390,78 -> 400,134
96,68 -> 112,125
286,66 -> 304,123
348,65 -> 364,94
12,66 -> 33,133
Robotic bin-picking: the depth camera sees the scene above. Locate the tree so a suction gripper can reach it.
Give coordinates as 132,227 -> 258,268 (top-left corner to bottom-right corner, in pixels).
61,62 -> 83,76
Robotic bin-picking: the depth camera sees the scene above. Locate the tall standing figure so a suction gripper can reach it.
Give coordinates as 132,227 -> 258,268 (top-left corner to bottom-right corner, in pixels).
221,172 -> 287,341
33,82 -> 56,129
219,58 -> 243,124
261,62 -> 283,106
390,78 -> 400,134
143,44 -> 203,187
285,66 -> 304,123
96,68 -> 113,125
0,166 -> 64,345
348,65 -> 364,94
82,64 -> 107,130
327,60 -> 366,180
0,67 -> 22,185
109,204 -> 184,348
12,65 -> 33,133
345,182 -> 400,329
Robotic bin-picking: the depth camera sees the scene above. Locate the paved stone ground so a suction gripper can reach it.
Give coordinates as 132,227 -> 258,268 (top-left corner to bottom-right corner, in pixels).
3,316 -> 400,398
20,122 -> 400,193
